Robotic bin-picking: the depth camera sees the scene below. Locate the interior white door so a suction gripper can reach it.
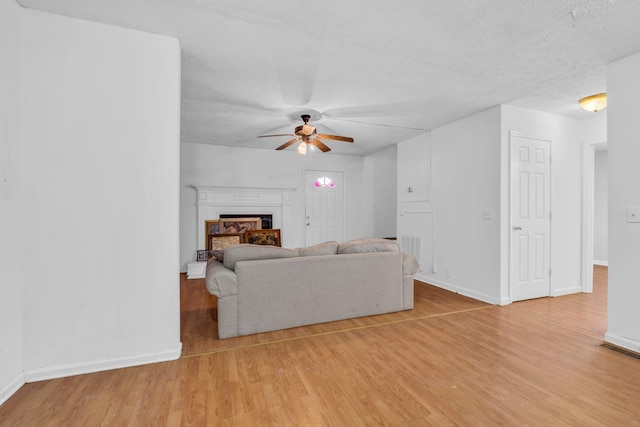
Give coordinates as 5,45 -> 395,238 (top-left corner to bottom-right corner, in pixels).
305,170 -> 345,246
510,134 -> 551,302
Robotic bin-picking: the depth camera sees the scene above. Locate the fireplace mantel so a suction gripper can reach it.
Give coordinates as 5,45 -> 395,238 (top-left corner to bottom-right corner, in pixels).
193,186 -> 296,249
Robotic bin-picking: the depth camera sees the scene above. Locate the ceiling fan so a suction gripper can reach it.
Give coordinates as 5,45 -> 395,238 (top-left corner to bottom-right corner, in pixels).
258,114 -> 354,154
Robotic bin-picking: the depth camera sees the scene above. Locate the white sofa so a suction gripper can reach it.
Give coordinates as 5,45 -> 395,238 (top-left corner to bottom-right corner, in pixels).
205,238 -> 419,339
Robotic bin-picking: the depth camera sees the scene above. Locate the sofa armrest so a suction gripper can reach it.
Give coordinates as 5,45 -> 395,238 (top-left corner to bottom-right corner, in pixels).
402,253 -> 419,275
205,260 -> 238,297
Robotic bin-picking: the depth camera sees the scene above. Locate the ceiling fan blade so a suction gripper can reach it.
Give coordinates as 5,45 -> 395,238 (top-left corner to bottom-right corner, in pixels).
310,139 -> 331,152
258,133 -> 296,138
275,138 -> 299,151
316,134 -> 354,143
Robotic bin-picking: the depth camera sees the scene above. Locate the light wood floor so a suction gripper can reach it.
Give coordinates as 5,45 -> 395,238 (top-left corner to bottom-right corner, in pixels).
3,266 -> 640,426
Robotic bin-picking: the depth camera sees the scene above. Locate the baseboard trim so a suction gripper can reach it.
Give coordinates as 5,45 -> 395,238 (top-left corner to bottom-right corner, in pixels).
0,372 -> 25,406
415,274 -> 500,305
24,344 -> 182,383
604,332 -> 640,354
551,286 -> 582,297
593,259 -> 608,266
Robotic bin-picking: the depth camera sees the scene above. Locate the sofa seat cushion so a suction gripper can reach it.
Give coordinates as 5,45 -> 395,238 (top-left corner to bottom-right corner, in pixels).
223,244 -> 299,271
338,238 -> 400,254
295,241 -> 339,257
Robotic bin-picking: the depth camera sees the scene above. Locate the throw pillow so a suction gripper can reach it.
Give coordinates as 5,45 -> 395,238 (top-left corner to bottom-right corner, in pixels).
338,238 -> 400,254
295,241 -> 339,257
210,249 -> 225,262
223,244 -> 299,270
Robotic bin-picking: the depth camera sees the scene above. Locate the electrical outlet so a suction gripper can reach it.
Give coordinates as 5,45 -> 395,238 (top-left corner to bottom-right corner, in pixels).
432,264 -> 438,273
446,268 -> 453,277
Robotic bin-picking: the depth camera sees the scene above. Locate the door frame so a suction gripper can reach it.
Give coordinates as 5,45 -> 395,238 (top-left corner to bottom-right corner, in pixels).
508,131 -> 552,302
581,140 -> 607,293
303,169 -> 346,246
581,143 -> 595,294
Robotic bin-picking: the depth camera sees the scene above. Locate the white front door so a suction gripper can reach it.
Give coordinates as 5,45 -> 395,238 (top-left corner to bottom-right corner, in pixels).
305,170 -> 345,246
510,134 -> 551,302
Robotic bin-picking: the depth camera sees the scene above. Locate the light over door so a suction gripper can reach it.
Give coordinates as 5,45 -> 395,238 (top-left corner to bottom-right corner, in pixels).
305,170 -> 344,246
510,134 -> 551,302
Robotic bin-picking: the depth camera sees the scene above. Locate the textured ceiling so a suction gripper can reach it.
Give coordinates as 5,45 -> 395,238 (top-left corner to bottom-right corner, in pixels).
17,0 -> 640,155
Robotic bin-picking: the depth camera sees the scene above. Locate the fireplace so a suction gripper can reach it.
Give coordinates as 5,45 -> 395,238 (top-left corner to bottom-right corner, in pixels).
193,186 -> 295,249
220,214 -> 273,230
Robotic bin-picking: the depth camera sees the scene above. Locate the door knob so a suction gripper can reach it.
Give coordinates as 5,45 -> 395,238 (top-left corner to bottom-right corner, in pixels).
306,222 -> 310,226
512,226 -> 522,230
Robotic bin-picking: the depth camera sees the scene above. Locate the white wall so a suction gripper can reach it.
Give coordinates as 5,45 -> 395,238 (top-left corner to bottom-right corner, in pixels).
582,111 -> 608,146
593,150 -> 608,264
180,143 -> 379,269
397,133 -> 431,204
501,105 -> 584,298
606,50 -> 640,352
18,9 -> 181,381
365,146 -> 397,238
398,107 -> 503,303
0,0 -> 25,405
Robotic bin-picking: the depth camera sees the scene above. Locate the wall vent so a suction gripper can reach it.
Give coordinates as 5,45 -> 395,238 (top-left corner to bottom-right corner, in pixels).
399,234 -> 422,267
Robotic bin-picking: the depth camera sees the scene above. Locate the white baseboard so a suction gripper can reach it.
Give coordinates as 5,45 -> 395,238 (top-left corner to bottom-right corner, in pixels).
551,286 -> 582,297
593,259 -> 609,266
604,332 -> 640,353
415,275 -> 586,305
414,273 -> 500,305
0,372 -> 25,406
24,344 -> 182,383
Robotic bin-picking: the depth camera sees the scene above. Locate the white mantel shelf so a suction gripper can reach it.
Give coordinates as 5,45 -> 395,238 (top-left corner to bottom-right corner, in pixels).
193,185 -> 296,194
193,186 -> 296,249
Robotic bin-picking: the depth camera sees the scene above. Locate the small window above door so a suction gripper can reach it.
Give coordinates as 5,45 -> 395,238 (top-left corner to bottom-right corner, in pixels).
313,176 -> 335,188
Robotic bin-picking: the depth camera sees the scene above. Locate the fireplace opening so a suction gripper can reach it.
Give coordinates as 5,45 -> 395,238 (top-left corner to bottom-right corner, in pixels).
219,214 -> 273,229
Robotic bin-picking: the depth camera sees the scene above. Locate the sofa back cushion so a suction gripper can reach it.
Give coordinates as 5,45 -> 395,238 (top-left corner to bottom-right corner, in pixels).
223,244 -> 299,270
338,238 -> 400,254
296,241 -> 339,257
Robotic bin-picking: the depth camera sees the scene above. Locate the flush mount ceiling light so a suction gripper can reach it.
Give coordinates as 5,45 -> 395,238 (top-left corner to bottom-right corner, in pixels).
579,93 -> 607,113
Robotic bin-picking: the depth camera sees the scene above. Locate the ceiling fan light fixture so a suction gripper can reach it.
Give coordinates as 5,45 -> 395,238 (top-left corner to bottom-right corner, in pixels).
297,141 -> 307,155
579,93 -> 607,112
258,114 -> 353,153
